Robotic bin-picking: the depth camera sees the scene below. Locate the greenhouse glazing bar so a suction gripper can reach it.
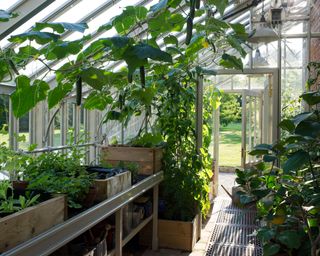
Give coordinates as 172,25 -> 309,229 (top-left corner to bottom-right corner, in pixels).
3,171 -> 164,256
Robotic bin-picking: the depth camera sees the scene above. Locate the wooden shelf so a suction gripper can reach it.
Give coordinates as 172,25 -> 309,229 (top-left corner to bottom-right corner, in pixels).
108,215 -> 153,256
4,172 -> 163,256
123,215 -> 153,246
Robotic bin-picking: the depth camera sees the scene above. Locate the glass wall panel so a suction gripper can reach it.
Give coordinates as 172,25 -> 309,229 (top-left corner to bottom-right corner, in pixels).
0,95 -> 9,146
53,109 -> 61,146
18,113 -> 30,150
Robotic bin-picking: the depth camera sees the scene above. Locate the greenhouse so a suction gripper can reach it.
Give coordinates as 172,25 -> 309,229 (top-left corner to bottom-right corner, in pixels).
0,0 -> 319,255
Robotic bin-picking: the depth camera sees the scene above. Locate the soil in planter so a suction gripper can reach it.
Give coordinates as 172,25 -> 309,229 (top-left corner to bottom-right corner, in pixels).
132,174 -> 149,185
85,166 -> 127,180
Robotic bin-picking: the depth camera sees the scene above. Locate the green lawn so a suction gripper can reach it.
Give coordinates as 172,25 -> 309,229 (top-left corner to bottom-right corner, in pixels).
219,122 -> 241,167
0,131 -> 73,150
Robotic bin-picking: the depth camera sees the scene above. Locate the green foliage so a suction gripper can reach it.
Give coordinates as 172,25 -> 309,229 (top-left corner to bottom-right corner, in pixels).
24,148 -> 94,208
1,1 -> 249,224
11,76 -> 50,117
33,22 -> 88,33
241,63 -> 320,255
154,68 -> 213,221
0,180 -> 40,214
128,132 -> 163,147
220,93 -> 241,126
0,0 -> 248,117
0,144 -> 31,180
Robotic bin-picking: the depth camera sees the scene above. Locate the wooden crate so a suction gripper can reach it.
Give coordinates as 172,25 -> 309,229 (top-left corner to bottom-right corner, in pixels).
94,171 -> 131,202
101,146 -> 163,175
139,214 -> 201,251
0,195 -> 66,253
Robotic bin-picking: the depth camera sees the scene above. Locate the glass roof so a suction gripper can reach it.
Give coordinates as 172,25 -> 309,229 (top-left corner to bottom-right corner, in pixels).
0,0 -> 310,88
0,0 -> 23,11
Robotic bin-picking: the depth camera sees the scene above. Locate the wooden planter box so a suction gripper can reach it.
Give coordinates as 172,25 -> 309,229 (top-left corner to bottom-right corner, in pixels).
140,214 -> 201,251
94,171 -> 131,202
0,195 -> 66,253
101,146 -> 163,175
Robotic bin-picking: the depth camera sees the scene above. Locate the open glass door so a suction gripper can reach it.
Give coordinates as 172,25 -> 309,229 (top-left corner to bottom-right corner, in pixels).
209,68 -> 280,195
241,90 -> 263,167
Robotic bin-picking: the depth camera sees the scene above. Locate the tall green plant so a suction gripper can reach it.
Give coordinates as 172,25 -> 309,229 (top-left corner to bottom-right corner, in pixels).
153,68 -> 215,221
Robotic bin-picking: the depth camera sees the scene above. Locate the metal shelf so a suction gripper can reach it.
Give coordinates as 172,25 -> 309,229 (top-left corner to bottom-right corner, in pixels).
3,171 -> 163,256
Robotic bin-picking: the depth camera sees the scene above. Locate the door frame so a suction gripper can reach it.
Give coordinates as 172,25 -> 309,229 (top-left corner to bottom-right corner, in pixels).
211,68 -> 280,195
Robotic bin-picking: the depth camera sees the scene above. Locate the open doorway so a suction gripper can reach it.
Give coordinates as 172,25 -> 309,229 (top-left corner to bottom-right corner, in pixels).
219,93 -> 242,172
209,68 -> 280,195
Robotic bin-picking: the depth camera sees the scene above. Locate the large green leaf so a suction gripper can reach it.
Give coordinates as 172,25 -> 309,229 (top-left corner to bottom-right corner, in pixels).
292,112 -> 314,126
97,22 -> 113,33
48,83 -> 73,109
44,40 -> 83,60
112,6 -> 147,35
33,22 -> 88,33
263,244 -> 280,256
279,119 -> 295,133
148,10 -> 184,38
206,17 -> 229,32
80,67 -> 110,90
283,150 -> 309,173
300,91 -> 320,106
123,43 -> 172,75
9,31 -> 60,44
15,46 -> 39,61
295,120 -> 320,138
257,227 -> 276,241
83,91 -> 113,110
11,76 -> 50,117
208,0 -> 228,15
227,35 -> 246,58
219,53 -> 243,71
167,13 -> 185,32
163,35 -> 179,46
278,230 -> 301,249
83,36 -> 133,60
186,33 -> 205,57
130,86 -> 157,106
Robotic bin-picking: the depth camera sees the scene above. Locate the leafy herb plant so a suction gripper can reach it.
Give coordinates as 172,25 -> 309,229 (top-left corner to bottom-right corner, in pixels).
24,148 -> 94,209
0,180 -> 40,215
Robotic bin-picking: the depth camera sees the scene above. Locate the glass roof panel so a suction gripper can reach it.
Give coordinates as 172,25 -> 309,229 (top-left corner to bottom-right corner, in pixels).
0,0 -> 23,11
0,0 -> 70,48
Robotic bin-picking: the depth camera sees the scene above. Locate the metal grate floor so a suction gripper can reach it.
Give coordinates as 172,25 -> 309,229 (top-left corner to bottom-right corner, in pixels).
205,198 -> 263,256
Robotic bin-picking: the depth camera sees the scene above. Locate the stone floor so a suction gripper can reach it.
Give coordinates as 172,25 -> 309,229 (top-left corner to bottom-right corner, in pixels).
142,172 -> 236,256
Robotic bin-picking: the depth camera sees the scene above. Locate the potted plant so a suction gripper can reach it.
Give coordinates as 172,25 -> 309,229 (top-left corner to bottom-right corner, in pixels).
85,164 -> 132,202
0,180 -> 66,253
100,74 -> 165,176
24,148 -> 94,210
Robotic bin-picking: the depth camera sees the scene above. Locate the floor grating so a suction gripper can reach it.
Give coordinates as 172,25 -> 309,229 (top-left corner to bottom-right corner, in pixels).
205,198 -> 263,256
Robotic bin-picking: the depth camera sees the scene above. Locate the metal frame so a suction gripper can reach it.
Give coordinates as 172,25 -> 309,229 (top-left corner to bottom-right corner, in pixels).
0,0 -> 55,40
3,171 -> 163,256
